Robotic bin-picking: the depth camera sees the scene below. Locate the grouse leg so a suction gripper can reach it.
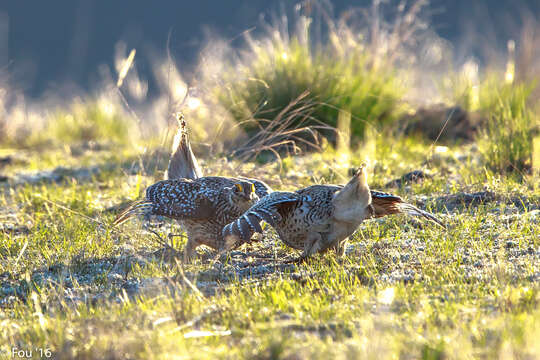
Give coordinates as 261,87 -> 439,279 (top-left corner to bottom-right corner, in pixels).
288,232 -> 324,262
330,238 -> 348,257
183,238 -> 198,263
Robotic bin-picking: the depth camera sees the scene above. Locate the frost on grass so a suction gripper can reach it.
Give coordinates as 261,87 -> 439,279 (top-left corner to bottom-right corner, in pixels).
0,139 -> 538,359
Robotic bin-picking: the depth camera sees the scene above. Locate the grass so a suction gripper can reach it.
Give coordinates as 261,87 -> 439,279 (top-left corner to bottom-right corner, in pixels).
185,0 -> 434,145
0,97 -> 140,149
217,37 -> 404,142
477,82 -> 537,174
441,68 -> 538,174
0,2 -> 539,358
35,100 -> 138,148
0,133 -> 538,359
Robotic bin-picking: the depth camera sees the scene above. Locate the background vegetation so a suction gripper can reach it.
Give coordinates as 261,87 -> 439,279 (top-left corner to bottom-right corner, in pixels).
0,0 -> 539,359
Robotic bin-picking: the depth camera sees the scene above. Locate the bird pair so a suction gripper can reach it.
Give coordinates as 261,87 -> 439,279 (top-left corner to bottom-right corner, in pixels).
114,115 -> 444,262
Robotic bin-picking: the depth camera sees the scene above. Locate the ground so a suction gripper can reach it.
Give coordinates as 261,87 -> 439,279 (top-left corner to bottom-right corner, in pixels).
0,138 -> 538,359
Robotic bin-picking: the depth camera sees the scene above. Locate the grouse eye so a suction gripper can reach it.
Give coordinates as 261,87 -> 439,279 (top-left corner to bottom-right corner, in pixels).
234,184 -> 243,193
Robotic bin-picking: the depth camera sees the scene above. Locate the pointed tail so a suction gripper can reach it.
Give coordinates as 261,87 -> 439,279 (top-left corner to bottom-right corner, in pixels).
370,190 -> 445,228
113,200 -> 154,226
165,113 -> 203,180
393,202 -> 445,227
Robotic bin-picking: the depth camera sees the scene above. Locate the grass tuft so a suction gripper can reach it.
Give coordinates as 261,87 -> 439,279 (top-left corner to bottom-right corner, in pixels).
477,81 -> 537,174
200,1 -> 434,145
41,100 -> 137,146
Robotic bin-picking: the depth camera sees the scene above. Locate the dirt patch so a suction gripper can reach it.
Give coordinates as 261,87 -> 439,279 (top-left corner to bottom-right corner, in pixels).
385,170 -> 432,188
402,104 -> 486,142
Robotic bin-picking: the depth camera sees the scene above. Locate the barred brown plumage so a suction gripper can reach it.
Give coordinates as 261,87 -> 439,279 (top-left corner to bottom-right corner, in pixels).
118,114 -> 443,262
115,115 -> 273,261
369,190 -> 444,226
164,113 -> 203,181
223,166 -> 444,261
114,176 -> 271,261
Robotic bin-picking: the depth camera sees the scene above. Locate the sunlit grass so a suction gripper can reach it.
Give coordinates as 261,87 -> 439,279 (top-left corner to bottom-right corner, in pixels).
218,38 -> 405,142
0,2 -> 539,358
477,82 -> 536,174
1,136 -> 539,359
38,100 -> 138,147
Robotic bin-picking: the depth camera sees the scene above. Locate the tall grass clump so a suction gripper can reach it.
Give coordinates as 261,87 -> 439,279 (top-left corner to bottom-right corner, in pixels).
208,1 -> 430,144
0,92 -> 139,148
37,99 -> 138,147
219,37 -> 402,142
441,44 -> 538,174
444,67 -> 536,115
477,82 -> 537,174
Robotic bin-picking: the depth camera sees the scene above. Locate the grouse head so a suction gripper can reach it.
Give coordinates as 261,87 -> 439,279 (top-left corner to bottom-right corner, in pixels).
332,165 -> 372,224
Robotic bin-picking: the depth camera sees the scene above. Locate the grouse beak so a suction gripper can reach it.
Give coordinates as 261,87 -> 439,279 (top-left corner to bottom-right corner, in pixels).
355,164 -> 368,185
246,183 -> 258,201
